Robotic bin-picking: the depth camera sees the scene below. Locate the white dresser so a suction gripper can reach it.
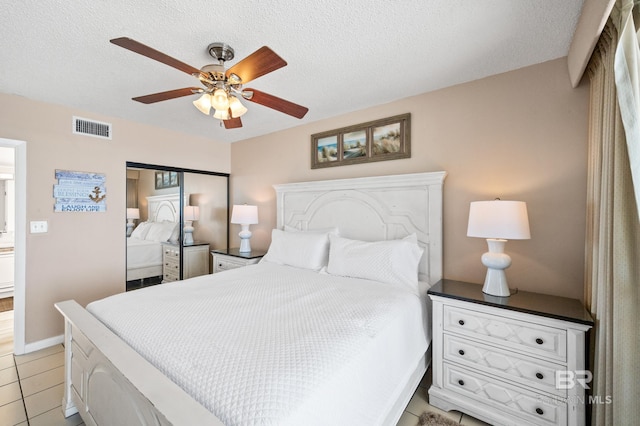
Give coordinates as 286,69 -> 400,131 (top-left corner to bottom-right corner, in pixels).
428,279 -> 593,426
161,242 -> 209,282
211,248 -> 266,273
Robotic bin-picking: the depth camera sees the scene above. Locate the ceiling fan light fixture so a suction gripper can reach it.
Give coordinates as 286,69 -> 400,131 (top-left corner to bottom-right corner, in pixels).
193,93 -> 212,115
213,108 -> 230,120
229,96 -> 248,118
211,88 -> 229,111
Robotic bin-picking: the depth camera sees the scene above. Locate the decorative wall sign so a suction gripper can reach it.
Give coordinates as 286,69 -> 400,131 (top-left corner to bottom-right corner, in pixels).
311,113 -> 411,169
54,170 -> 106,212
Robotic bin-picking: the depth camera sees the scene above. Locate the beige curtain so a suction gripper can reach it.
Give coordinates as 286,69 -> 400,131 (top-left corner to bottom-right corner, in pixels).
585,2 -> 640,425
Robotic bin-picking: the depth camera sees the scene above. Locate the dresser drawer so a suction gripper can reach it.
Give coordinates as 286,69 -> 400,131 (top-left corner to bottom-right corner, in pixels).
163,247 -> 180,258
444,334 -> 565,397
444,305 -> 567,362
215,259 -> 242,272
443,363 -> 567,426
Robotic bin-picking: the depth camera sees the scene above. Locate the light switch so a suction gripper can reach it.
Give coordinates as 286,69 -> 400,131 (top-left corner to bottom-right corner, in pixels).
30,221 -> 48,233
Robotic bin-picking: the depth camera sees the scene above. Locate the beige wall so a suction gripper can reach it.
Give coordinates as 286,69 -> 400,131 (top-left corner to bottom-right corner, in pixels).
231,58 -> 590,301
0,93 -> 230,344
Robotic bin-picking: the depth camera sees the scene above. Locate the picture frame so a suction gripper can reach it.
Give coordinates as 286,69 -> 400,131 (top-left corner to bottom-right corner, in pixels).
155,171 -> 180,189
311,113 -> 410,169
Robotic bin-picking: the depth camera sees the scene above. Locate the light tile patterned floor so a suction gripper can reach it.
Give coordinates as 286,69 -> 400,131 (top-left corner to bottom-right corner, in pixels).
0,344 -> 84,426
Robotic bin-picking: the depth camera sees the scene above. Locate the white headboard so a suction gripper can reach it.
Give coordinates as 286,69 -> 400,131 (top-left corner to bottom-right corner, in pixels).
146,193 -> 183,222
273,171 -> 447,284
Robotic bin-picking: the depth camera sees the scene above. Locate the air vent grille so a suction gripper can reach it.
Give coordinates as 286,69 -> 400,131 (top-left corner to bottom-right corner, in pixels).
72,116 -> 112,139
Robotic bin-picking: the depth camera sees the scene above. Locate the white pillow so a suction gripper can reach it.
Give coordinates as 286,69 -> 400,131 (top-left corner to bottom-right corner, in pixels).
327,234 -> 424,292
262,228 -> 331,271
168,223 -> 180,244
130,221 -> 151,239
144,221 -> 177,242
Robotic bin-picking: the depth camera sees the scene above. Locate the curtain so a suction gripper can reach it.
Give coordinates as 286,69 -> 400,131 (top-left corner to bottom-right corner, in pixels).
615,0 -> 640,218
585,2 -> 640,424
126,178 -> 138,208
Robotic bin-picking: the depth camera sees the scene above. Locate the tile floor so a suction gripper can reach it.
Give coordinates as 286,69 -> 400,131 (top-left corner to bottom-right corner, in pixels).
0,344 -> 83,426
1,305 -> 488,426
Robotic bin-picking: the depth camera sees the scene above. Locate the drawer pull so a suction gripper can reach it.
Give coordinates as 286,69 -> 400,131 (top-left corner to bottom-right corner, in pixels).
536,372 -> 544,380
458,379 -> 465,386
458,349 -> 465,356
458,319 -> 465,326
535,338 -> 544,345
535,408 -> 544,415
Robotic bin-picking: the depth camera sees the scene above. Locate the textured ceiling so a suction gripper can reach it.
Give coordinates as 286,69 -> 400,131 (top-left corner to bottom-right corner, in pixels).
0,0 -> 584,143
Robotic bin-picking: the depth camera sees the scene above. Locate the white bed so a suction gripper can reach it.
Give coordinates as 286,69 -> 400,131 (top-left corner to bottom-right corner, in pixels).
56,171 -> 446,426
126,194 -> 180,281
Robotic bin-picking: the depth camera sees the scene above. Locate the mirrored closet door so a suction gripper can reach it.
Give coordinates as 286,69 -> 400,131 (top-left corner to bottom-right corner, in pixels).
125,162 -> 229,291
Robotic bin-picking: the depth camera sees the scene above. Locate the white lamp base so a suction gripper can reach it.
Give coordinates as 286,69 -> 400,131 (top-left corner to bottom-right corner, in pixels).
481,239 -> 512,297
184,221 -> 194,245
126,219 -> 135,237
238,224 -> 252,253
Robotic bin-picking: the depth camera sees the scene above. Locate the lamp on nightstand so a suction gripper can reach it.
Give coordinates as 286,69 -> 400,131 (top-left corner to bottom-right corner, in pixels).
126,208 -> 139,237
183,206 -> 200,245
467,200 -> 530,297
231,204 -> 258,253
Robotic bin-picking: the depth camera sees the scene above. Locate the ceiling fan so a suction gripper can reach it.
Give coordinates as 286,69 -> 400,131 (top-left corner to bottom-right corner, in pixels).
109,37 -> 309,129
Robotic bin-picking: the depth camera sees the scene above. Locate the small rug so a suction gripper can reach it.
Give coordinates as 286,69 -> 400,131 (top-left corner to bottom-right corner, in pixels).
417,411 -> 460,426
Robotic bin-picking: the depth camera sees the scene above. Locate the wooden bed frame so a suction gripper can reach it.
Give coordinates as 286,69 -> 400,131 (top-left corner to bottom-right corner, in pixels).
56,171 -> 446,426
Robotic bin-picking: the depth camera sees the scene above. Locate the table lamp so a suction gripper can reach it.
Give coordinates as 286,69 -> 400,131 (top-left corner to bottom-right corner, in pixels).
231,204 -> 258,253
126,208 -> 140,237
467,200 -> 531,297
183,206 -> 199,245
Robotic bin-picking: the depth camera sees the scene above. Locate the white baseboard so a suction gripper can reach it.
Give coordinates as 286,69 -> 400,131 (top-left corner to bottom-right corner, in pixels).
23,334 -> 64,354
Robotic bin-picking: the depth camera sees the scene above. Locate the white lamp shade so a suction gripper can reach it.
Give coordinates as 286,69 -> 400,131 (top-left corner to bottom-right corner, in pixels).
231,204 -> 258,224
184,206 -> 200,221
193,94 -> 212,115
213,108 -> 230,120
126,208 -> 140,220
467,200 -> 530,240
211,89 -> 229,111
229,96 -> 248,118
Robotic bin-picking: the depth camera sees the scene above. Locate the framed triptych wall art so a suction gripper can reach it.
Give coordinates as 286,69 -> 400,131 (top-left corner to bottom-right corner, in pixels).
311,113 -> 411,169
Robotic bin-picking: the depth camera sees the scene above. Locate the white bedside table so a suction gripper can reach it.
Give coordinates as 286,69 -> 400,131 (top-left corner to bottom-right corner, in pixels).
211,248 -> 266,273
427,279 -> 593,426
161,242 -> 210,282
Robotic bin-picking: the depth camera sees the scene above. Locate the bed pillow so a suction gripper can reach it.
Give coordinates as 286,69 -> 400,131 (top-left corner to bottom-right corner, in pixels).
168,223 -> 180,244
130,221 -> 151,240
327,234 -> 424,292
144,221 -> 177,242
261,228 -> 331,271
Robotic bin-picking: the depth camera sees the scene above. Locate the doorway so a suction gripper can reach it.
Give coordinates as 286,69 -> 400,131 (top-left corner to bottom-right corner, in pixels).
0,139 -> 25,355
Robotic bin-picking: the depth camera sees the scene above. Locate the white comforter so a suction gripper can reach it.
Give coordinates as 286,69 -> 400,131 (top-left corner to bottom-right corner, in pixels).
87,262 -> 429,426
126,237 -> 162,269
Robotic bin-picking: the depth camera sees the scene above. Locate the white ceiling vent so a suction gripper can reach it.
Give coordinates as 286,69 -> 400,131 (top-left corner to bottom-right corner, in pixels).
72,116 -> 112,140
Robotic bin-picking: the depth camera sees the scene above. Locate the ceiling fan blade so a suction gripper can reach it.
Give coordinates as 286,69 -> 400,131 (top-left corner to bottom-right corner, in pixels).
223,117 -> 243,129
226,46 -> 287,84
110,37 -> 202,76
132,87 -> 201,104
243,89 -> 308,119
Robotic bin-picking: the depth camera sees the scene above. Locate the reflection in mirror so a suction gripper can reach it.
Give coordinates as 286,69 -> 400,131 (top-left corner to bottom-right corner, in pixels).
125,163 -> 229,291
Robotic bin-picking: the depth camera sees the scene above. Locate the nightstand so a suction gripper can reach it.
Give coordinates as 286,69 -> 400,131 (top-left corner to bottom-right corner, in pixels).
427,279 -> 593,426
211,248 -> 266,273
161,242 -> 210,282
